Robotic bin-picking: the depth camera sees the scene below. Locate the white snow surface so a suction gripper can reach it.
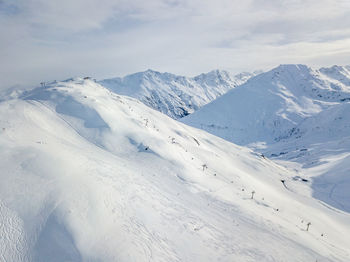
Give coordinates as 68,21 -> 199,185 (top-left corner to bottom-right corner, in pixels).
0,78 -> 349,261
100,69 -> 258,119
182,64 -> 350,213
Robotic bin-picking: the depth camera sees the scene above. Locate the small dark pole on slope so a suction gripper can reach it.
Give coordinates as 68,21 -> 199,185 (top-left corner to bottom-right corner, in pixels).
306,222 -> 311,231
251,190 -> 255,199
281,179 -> 288,189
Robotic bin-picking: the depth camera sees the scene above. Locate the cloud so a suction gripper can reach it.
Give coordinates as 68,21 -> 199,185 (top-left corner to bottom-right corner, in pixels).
1,0 -> 350,89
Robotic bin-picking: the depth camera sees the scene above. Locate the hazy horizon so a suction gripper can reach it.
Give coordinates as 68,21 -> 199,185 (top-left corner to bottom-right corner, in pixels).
1,0 -> 350,89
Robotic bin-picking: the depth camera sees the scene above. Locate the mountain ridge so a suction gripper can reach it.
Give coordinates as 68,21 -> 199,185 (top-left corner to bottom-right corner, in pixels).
100,69 -> 259,119
182,64 -> 350,144
181,63 -> 350,213
1,78 -> 350,261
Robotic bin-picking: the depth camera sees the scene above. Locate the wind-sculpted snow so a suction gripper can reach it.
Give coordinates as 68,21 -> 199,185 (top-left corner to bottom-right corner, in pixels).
182,64 -> 350,214
100,69 -> 258,119
0,78 -> 349,261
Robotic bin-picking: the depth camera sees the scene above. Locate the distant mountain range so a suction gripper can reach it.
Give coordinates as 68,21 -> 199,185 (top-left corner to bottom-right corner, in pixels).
182,64 -> 350,144
100,69 -> 260,119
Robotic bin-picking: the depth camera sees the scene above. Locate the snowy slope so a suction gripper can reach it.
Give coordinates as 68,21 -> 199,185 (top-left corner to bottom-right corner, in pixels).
182,64 -> 350,145
100,69 -> 257,119
181,64 -> 350,213
261,102 -> 350,213
319,65 -> 350,87
1,78 -> 349,261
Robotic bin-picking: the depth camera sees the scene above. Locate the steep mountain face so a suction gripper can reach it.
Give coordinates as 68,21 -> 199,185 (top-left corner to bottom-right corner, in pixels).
319,65 -> 350,87
100,69 -> 258,119
181,64 -> 350,212
182,64 -> 350,145
1,78 -> 349,261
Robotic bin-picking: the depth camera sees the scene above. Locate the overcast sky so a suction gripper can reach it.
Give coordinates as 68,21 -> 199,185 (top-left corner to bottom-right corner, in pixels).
1,0 -> 350,89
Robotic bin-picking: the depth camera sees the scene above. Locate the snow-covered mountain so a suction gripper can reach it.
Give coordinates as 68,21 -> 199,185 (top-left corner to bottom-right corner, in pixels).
182,64 -> 350,212
264,101 -> 350,213
1,78 -> 349,261
182,64 -> 350,145
100,69 -> 258,119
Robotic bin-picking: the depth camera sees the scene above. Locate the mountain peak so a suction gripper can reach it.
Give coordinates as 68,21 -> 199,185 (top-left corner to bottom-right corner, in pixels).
273,64 -> 311,73
207,69 -> 229,75
144,69 -> 161,75
183,63 -> 350,145
320,64 -> 350,74
101,69 -> 257,119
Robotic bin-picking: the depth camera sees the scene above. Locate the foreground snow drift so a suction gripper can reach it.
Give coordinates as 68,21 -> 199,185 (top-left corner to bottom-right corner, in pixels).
0,79 -> 349,261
